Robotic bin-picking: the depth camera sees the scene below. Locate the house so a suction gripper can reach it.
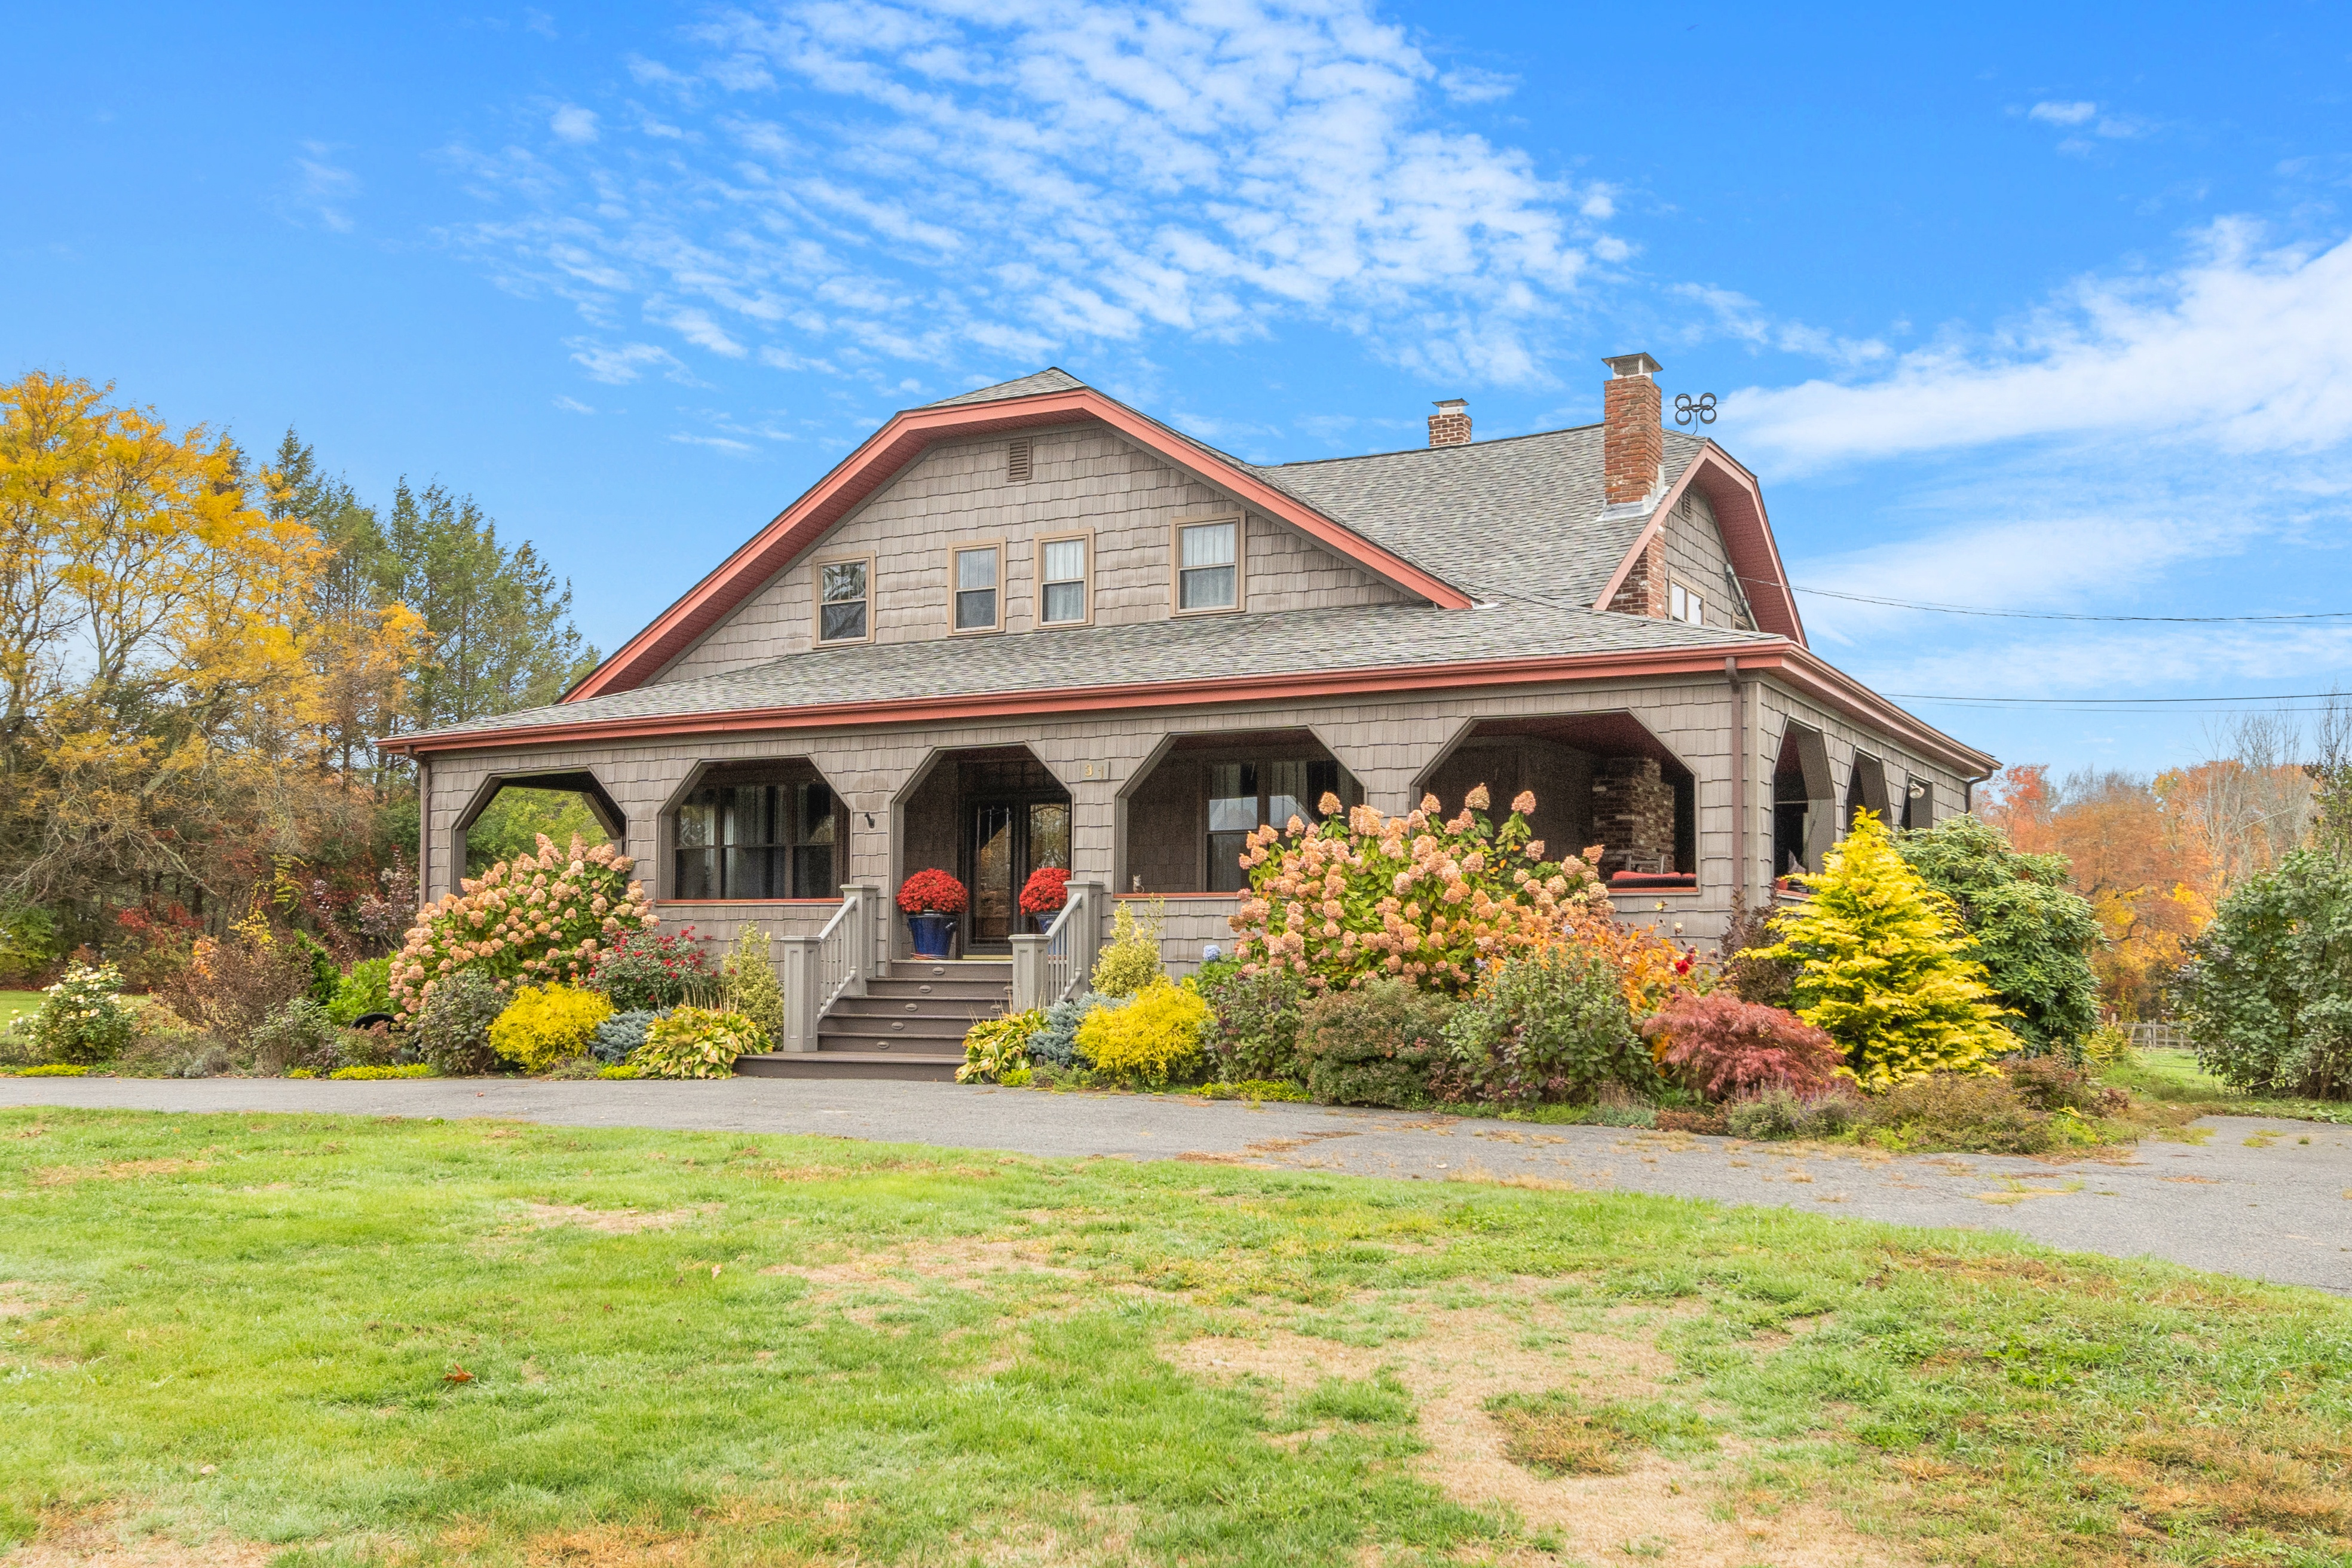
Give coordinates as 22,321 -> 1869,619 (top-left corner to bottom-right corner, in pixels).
378,356 -> 1994,1077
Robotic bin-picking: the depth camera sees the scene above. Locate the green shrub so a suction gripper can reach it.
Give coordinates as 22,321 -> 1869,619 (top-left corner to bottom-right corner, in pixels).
959,1010 -> 1045,1083
0,904 -> 62,988
248,999 -> 345,1076
590,1009 -> 663,1065
721,927 -> 785,1047
1090,901 -> 1164,998
1023,994 -> 1104,1068
10,1064 -> 88,1077
1196,1079 -> 1313,1102
0,1018 -> 47,1068
1863,1072 -> 2062,1154
289,929 -> 341,1006
2002,1055 -> 2127,1115
329,1063 -> 434,1080
1722,1085 -> 1865,1141
1195,957 -> 1307,1083
2173,849 -> 2352,1100
414,969 -> 505,1075
325,957 -> 393,1025
590,928 -> 716,1012
1075,978 -> 1206,1083
1296,977 -> 1457,1107
1895,814 -> 2102,1058
489,983 -> 614,1072
1444,944 -> 1653,1105
27,964 -> 136,1065
598,1063 -> 644,1080
1751,812 -> 2011,1091
637,1007 -> 762,1079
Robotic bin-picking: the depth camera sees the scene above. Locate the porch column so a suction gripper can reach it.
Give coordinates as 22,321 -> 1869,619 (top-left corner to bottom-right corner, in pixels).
1010,933 -> 1049,1010
774,935 -> 821,1053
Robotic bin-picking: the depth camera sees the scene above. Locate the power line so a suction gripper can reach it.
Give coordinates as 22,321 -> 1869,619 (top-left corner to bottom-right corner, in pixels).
1785,583 -> 2352,624
1888,690 -> 2350,713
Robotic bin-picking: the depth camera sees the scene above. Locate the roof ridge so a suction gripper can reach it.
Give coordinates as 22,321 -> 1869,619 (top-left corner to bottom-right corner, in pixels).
1264,419 -> 1607,470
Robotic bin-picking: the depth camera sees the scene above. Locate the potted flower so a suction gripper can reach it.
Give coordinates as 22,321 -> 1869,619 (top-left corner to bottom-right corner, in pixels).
1018,866 -> 1070,932
896,869 -> 968,958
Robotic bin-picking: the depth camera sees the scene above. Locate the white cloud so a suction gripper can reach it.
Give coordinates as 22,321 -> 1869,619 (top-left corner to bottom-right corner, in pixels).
1727,221 -> 2352,474
448,0 -> 1622,386
1673,283 -> 1888,369
290,141 -> 360,232
550,104 -> 600,142
670,431 -> 757,453
553,394 -> 596,412
2028,100 -> 2097,126
566,338 -> 688,383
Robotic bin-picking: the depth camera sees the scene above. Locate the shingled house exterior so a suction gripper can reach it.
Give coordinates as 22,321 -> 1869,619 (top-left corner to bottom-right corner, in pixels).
380,356 -> 1993,1074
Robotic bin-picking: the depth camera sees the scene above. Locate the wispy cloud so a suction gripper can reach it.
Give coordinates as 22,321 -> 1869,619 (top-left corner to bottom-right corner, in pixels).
1673,283 -> 1889,369
1728,220 -> 2352,474
553,394 -> 596,413
2028,100 -> 2098,127
447,0 -> 1625,389
288,141 -> 360,232
566,338 -> 690,383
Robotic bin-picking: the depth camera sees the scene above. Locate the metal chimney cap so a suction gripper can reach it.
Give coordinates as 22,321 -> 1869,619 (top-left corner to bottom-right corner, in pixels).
1431,397 -> 1468,411
1603,353 -> 1662,379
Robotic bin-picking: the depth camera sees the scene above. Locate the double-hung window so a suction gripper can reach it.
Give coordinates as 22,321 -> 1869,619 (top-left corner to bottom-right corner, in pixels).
673,777 -> 838,899
953,544 -> 1000,632
1177,519 -> 1239,612
1668,580 -> 1705,626
1038,534 -> 1089,626
817,558 -> 870,643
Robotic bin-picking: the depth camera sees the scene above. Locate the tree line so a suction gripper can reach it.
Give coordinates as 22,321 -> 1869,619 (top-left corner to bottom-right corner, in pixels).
0,370 -> 596,978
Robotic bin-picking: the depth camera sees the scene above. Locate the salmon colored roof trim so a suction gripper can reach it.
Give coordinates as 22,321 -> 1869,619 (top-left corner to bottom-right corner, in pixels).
1590,444 -> 1805,644
565,387 -> 1476,702
380,639 -> 1995,777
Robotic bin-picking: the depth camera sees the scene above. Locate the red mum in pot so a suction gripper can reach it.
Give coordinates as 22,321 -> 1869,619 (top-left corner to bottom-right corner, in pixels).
896,869 -> 969,915
1018,866 -> 1070,917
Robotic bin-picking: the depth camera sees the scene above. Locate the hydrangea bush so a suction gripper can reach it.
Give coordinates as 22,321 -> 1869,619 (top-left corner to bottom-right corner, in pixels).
29,963 -> 136,1065
390,835 -> 650,1024
1229,788 -> 1606,996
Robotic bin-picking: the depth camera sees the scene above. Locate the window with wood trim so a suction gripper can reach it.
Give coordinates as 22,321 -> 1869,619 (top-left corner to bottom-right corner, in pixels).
953,543 -> 1001,632
1006,437 -> 1032,483
673,777 -> 840,899
1206,758 -> 1344,893
1177,518 -> 1239,612
1037,533 -> 1089,626
1668,578 -> 1705,626
816,557 -> 871,644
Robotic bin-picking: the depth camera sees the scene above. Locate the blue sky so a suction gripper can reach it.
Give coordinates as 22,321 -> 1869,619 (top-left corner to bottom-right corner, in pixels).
13,1 -> 2352,776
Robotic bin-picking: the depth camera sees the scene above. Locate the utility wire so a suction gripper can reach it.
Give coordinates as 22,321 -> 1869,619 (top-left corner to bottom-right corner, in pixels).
1782,583 -> 2352,624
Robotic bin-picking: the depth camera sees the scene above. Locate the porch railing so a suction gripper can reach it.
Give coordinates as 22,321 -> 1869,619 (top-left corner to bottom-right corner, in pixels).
774,884 -> 877,1054
1012,880 -> 1101,1013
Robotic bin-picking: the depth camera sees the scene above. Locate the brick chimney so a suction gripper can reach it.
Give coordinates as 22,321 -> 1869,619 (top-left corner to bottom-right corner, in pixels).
1428,398 -> 1471,447
1602,353 -> 1662,506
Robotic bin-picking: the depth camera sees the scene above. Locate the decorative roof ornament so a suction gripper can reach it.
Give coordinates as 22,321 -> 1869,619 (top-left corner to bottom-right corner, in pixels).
1674,392 -> 1717,427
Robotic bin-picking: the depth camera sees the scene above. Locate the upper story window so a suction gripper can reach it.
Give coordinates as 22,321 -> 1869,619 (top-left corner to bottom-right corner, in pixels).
953,544 -> 1000,633
674,776 -> 839,899
1668,580 -> 1705,626
1039,533 -> 1089,626
817,558 -> 871,644
1177,518 -> 1239,612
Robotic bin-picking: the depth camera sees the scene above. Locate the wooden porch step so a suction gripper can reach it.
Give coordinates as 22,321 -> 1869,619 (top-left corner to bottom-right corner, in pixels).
861,976 -> 1013,1003
819,1017 -> 977,1047
884,959 -> 1012,982
829,997 -> 1000,1025
736,1051 -> 963,1082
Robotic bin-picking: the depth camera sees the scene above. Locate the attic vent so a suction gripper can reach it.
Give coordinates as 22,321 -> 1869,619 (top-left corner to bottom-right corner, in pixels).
1006,437 -> 1032,483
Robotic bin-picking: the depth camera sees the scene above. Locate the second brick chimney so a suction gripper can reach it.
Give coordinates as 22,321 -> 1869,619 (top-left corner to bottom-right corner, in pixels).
1428,398 -> 1472,447
1601,353 -> 1662,506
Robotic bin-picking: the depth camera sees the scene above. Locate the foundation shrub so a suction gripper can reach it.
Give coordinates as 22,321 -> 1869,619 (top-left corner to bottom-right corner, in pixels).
247,999 -> 346,1076
1723,1084 -> 1866,1141
1193,957 -> 1307,1083
1751,812 -> 2013,1090
2004,1054 -> 2127,1115
1863,1071 -> 2059,1154
488,984 -> 614,1073
1443,943 -> 1654,1105
1075,979 -> 1206,1085
26,963 -> 136,1065
719,928 -> 784,1048
636,1007 -> 762,1080
1089,901 -> 1164,998
1296,977 -> 1457,1107
1641,993 -> 1843,1103
1023,994 -> 1105,1069
590,928 -> 715,1013
325,958 -> 392,1025
414,969 -> 506,1076
1229,786 -> 1606,996
1718,893 -> 1796,1009
391,835 -> 650,1024
590,1009 -> 663,1065
959,1010 -> 1045,1083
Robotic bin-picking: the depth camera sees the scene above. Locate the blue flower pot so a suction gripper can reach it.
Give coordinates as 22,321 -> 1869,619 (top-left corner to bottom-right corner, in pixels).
908,911 -> 956,958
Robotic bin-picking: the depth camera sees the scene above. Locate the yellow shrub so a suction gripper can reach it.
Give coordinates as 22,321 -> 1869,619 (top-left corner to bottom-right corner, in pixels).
1076,978 -> 1206,1082
488,984 -> 614,1073
1089,899 -> 1163,997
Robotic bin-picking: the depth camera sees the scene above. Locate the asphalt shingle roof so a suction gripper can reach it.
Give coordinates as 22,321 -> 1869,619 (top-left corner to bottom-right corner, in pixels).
418,601 -> 1774,741
924,368 -> 1088,406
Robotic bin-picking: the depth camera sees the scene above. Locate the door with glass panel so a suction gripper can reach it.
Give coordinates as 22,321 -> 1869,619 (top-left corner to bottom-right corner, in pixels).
966,798 -> 1073,947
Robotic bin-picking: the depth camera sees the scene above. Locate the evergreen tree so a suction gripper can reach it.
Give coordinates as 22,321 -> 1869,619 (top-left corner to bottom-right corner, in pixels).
1895,813 -> 2102,1057
1753,811 -> 2013,1090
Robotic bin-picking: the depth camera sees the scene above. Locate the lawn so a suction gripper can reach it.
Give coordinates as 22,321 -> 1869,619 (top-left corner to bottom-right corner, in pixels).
0,1110 -> 2346,1568
2103,1047 -> 2352,1126
0,991 -> 38,1028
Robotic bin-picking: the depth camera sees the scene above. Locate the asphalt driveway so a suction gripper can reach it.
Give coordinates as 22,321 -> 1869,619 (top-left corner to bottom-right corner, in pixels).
6,1076 -> 2347,1296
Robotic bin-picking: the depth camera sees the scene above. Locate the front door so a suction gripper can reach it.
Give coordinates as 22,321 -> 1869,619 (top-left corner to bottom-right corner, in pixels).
967,798 -> 1071,948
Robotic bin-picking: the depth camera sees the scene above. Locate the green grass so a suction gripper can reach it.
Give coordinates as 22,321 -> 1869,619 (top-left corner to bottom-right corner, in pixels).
0,1109 -> 2346,1567
2103,1048 -> 2352,1125
0,990 -> 39,1027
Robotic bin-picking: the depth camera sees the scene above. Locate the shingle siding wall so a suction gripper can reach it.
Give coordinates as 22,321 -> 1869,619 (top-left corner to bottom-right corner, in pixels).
1664,489 -> 1747,630
653,424 -> 1407,686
